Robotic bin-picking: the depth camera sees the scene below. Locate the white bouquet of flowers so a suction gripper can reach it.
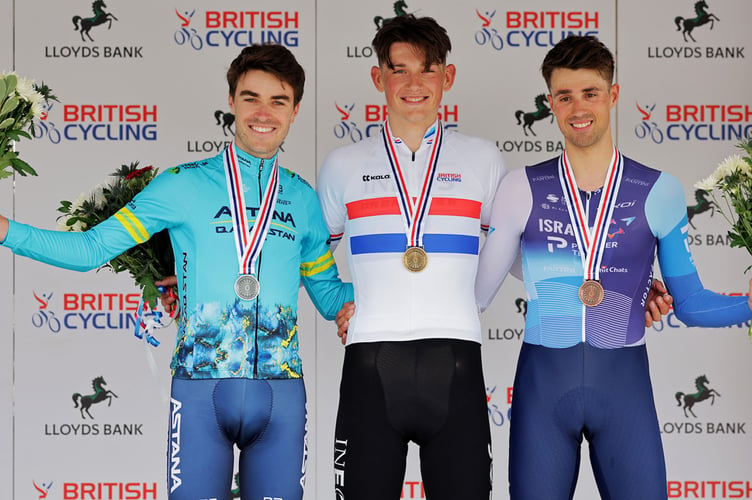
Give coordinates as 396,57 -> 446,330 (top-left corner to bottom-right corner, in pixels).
695,138 -> 752,272
0,72 -> 57,179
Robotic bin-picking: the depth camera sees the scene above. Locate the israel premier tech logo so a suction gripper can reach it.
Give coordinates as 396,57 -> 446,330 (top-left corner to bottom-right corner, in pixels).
473,8 -> 599,51
44,1 -> 144,59
634,101 -> 752,143
173,8 -> 299,50
32,290 -> 140,333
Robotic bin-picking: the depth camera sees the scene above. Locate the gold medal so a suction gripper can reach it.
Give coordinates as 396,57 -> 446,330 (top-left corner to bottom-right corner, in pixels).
578,280 -> 604,307
403,246 -> 428,272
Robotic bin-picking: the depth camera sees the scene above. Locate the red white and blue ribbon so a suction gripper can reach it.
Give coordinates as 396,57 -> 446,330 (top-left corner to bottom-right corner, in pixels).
381,120 -> 443,249
223,141 -> 279,278
558,148 -> 623,282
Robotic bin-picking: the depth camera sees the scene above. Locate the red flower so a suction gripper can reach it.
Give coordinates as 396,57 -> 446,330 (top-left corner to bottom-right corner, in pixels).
125,165 -> 153,180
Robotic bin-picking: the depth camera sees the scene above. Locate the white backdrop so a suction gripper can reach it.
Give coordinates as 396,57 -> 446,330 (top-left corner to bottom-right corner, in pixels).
1,1 -> 14,499
2,0 -> 751,499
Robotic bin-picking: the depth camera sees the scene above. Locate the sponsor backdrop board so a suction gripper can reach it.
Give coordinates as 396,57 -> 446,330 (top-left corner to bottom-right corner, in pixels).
1,0 -> 13,497
617,0 -> 752,496
1,0 -> 750,499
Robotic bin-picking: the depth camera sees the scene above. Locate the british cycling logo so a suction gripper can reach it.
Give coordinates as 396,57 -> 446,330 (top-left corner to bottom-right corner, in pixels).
634,100 -> 752,144
186,106 -> 234,154
660,374 -> 746,436
173,8 -> 300,51
31,290 -> 140,334
33,480 -> 53,499
648,1 -> 746,59
486,385 -> 512,428
31,102 -> 158,144
332,101 -> 459,144
473,7 -> 599,51
44,1 -> 144,59
72,376 -> 118,419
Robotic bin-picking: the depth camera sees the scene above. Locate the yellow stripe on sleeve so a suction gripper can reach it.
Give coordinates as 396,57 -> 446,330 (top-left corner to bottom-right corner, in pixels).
300,250 -> 336,277
114,207 -> 150,244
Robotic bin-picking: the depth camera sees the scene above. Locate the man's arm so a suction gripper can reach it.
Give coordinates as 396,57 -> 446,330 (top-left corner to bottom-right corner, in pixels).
0,214 -> 8,243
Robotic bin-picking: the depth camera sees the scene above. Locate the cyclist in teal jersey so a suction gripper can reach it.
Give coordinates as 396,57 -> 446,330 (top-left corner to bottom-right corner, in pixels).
0,44 -> 353,500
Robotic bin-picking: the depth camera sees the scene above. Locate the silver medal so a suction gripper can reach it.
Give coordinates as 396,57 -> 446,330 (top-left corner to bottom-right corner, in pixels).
234,274 -> 260,301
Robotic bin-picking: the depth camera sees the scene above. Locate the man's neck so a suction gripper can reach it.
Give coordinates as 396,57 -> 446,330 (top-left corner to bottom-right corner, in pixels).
565,140 -> 615,192
387,117 -> 435,153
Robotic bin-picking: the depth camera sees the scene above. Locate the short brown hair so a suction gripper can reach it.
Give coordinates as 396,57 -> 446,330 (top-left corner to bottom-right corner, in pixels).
372,15 -> 452,70
226,44 -> 305,106
541,35 -> 614,89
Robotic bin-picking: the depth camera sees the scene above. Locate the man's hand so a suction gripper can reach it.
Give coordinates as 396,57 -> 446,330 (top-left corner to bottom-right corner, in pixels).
336,301 -> 355,345
155,275 -> 179,316
0,215 -> 8,243
645,279 -> 673,328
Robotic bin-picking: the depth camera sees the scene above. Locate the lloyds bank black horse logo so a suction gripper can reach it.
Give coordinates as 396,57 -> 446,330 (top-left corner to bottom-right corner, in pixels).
515,94 -> 553,137
675,0 -> 720,42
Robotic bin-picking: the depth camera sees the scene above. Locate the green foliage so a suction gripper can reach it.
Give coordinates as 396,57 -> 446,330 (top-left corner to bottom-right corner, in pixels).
57,162 -> 176,307
0,73 -> 58,179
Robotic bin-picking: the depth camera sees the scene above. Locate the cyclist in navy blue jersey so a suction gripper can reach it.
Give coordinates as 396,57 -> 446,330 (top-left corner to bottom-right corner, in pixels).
475,35 -> 752,499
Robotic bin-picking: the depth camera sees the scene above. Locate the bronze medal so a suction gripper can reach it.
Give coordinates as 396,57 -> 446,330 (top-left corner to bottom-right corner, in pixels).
403,246 -> 428,272
578,280 -> 604,307
234,274 -> 260,301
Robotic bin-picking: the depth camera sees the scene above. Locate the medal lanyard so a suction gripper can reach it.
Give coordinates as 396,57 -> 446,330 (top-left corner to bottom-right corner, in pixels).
381,120 -> 443,249
558,148 -> 623,282
223,141 -> 280,277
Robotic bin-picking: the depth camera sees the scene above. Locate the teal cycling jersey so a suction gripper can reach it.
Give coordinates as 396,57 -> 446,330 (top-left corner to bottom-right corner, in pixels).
4,146 -> 353,379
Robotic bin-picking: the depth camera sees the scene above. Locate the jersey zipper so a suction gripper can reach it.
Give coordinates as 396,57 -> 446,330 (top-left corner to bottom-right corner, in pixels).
253,158 -> 264,378
583,190 -> 592,343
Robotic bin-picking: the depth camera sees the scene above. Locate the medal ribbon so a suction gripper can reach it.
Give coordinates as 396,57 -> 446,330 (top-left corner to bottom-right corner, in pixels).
223,141 -> 280,276
558,148 -> 623,282
381,120 -> 443,248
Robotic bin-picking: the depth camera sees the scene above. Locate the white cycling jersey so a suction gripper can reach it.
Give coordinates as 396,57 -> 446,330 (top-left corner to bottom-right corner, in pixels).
318,121 -> 506,344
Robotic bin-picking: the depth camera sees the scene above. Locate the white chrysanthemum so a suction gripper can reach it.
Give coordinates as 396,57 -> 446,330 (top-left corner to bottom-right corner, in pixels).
14,76 -> 36,102
90,181 -> 112,208
56,216 -> 71,231
69,192 -> 89,213
694,174 -> 718,192
715,154 -> 746,179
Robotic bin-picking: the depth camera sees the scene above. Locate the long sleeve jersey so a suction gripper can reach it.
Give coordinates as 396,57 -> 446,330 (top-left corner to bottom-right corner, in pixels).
3,146 -> 354,379
317,123 -> 506,344
475,153 -> 751,348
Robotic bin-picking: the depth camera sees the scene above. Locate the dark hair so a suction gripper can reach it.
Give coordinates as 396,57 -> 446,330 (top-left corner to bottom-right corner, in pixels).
541,35 -> 614,89
226,44 -> 305,106
372,15 -> 452,69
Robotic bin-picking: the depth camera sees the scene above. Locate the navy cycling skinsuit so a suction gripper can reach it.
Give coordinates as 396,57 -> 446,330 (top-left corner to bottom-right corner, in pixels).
475,151 -> 751,500
2,145 -> 353,500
